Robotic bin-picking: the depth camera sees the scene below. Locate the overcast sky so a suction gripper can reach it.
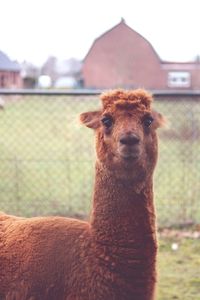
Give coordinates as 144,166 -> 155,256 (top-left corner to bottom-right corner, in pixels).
1,0 -> 200,66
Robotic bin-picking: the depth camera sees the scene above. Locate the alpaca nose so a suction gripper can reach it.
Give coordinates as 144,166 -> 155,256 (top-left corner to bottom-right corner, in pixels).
119,133 -> 140,146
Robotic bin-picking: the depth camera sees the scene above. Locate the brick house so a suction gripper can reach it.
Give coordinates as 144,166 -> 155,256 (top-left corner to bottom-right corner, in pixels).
0,51 -> 22,88
161,60 -> 200,90
83,19 -> 200,90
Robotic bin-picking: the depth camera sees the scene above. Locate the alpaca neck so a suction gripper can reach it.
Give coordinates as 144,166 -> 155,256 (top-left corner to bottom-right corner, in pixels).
90,162 -> 157,248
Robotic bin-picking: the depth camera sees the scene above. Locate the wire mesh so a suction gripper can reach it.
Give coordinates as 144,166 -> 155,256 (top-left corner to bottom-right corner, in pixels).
0,93 -> 199,227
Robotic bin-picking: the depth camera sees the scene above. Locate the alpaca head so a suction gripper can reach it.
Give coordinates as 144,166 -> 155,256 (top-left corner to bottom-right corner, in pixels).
80,89 -> 165,180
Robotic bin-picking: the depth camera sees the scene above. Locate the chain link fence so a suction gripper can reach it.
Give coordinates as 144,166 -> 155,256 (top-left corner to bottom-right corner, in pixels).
0,91 -> 199,227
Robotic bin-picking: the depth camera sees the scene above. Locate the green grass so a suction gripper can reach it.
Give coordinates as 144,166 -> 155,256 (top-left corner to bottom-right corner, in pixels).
155,139 -> 200,226
158,236 -> 200,299
0,95 -> 199,226
0,96 -> 97,216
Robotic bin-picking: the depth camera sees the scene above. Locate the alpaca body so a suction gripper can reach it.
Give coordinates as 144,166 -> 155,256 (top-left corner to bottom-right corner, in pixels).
0,215 -> 90,299
0,165 -> 157,300
0,89 -> 164,299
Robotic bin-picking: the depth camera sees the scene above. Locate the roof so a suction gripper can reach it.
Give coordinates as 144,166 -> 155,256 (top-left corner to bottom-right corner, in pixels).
161,61 -> 199,71
0,50 -> 21,71
84,19 -> 161,62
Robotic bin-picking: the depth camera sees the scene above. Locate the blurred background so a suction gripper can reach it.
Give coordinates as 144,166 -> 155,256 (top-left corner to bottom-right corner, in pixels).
0,0 -> 200,299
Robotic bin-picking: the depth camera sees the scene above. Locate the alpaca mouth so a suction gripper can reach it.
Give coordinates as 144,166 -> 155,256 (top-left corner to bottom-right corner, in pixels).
121,153 -> 140,160
118,146 -> 141,161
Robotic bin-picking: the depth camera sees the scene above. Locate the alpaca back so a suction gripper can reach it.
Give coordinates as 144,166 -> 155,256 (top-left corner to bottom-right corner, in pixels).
0,215 -> 91,299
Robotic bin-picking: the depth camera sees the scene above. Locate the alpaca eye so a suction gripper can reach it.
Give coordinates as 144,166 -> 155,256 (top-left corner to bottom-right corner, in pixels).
143,116 -> 154,127
101,116 -> 113,128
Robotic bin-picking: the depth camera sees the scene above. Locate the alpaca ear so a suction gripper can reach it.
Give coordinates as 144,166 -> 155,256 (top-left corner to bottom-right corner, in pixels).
80,110 -> 102,129
152,110 -> 167,129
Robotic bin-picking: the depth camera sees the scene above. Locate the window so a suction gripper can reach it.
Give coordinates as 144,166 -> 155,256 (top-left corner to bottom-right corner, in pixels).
168,72 -> 191,88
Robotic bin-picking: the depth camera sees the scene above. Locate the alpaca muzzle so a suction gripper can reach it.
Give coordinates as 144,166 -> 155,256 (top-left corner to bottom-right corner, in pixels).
119,133 -> 140,146
118,133 -> 141,160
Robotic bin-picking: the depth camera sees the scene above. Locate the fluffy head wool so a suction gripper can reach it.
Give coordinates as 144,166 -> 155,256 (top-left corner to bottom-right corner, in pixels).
100,89 -> 153,111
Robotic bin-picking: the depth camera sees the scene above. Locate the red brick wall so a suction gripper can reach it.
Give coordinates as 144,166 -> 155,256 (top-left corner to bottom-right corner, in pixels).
83,22 -> 166,89
0,71 -> 22,88
161,62 -> 200,90
188,67 -> 200,89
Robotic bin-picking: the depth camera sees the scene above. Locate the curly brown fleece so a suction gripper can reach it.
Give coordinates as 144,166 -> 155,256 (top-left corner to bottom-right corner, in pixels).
0,89 -> 165,300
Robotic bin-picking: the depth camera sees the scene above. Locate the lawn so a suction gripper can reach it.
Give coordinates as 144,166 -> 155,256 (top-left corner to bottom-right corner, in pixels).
158,233 -> 200,300
0,95 -> 199,227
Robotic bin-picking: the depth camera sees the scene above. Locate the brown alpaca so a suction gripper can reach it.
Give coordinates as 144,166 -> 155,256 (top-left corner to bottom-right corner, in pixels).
0,89 -> 165,300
